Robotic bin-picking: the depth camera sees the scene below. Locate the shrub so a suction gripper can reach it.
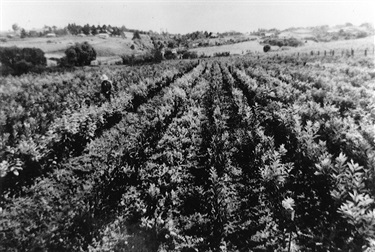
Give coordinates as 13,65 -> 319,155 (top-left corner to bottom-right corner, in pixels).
62,42 -> 96,67
263,37 -> 303,47
164,50 -> 177,60
263,45 -> 271,52
213,51 -> 230,57
132,30 -> 141,40
356,31 -> 368,39
0,46 -> 46,75
153,49 -> 164,62
121,51 -> 158,65
182,51 -> 198,59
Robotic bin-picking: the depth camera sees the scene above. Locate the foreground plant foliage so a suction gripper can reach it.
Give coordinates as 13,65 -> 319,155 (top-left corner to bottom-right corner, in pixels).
0,54 -> 374,251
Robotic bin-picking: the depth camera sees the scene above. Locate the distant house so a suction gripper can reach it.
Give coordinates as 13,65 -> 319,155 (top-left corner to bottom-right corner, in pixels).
46,33 -> 56,38
171,49 -> 177,55
210,33 -> 219,38
77,33 -> 86,37
97,33 -> 109,39
264,32 -> 275,38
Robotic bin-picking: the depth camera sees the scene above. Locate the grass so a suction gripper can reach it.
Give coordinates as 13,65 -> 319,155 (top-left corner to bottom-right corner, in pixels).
0,33 -> 153,58
189,36 -> 375,57
190,40 -> 264,56
1,32 -> 373,63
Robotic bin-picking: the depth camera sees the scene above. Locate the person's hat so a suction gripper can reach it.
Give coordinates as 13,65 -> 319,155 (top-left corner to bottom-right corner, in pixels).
101,74 -> 109,81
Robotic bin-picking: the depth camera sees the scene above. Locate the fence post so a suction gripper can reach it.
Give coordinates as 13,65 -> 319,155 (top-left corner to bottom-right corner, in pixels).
351,49 -> 354,57
365,49 -> 367,56
332,50 -> 335,56
324,50 -> 326,56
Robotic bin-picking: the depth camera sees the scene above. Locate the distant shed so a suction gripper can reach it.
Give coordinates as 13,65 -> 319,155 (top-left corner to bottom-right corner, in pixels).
97,33 -> 109,39
46,33 -> 56,38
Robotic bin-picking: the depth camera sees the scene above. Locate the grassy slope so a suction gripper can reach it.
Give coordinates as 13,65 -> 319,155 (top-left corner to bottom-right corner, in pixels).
0,26 -> 373,61
190,36 -> 374,56
190,24 -> 374,56
0,33 -> 154,60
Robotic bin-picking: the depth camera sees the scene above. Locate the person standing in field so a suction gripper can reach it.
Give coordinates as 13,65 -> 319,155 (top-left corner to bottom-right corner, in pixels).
100,74 -> 112,101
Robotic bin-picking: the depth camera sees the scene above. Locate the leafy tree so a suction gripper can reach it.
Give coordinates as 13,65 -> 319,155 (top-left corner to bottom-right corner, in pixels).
67,23 -> 81,35
120,25 -> 127,32
91,25 -> 98,35
20,29 -> 27,39
55,27 -> 68,36
62,42 -> 96,66
82,24 -> 91,35
132,30 -> 141,40
263,44 -> 271,52
12,23 -> 19,32
0,46 -> 46,75
44,25 -> 52,33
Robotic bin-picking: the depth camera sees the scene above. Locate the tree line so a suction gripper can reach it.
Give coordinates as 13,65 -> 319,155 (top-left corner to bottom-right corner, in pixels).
0,42 -> 97,75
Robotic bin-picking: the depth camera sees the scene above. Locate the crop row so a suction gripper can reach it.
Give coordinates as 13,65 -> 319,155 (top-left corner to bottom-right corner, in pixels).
1,54 -> 375,251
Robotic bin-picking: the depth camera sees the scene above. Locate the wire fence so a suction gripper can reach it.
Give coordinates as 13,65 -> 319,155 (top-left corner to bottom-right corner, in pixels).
291,47 -> 375,57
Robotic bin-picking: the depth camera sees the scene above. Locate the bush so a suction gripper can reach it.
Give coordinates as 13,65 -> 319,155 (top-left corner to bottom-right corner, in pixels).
0,46 -> 46,75
356,31 -> 368,39
263,37 -> 303,47
62,42 -> 96,67
164,50 -> 177,60
121,51 -> 157,65
182,51 -> 198,59
213,51 -> 230,57
132,30 -> 141,40
263,45 -> 271,52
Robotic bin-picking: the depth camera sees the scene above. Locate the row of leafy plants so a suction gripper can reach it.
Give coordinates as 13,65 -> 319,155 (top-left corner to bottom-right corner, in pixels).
1,53 -> 375,251
0,60 -> 199,194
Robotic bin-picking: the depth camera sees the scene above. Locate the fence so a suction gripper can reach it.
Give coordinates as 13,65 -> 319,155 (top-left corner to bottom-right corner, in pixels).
292,47 -> 375,58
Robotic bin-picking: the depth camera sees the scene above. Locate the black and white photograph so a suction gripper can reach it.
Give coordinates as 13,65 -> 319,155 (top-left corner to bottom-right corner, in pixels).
0,0 -> 374,251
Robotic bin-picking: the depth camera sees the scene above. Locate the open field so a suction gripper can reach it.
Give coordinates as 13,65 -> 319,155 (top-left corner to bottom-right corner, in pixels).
190,39 -> 264,56
0,33 -> 153,59
278,25 -> 371,39
284,36 -> 374,53
1,30 -> 373,63
190,35 -> 375,57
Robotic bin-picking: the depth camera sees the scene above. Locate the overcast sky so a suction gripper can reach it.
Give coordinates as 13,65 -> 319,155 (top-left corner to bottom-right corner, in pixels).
1,0 -> 374,34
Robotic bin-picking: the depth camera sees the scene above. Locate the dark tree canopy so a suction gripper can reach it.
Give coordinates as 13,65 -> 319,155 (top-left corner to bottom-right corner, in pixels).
63,42 -> 96,66
263,44 -> 271,52
132,30 -> 141,40
0,46 -> 46,75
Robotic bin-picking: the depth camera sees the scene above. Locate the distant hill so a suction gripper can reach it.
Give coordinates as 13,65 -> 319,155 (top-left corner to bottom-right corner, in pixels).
273,23 -> 374,42
0,32 -> 154,62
